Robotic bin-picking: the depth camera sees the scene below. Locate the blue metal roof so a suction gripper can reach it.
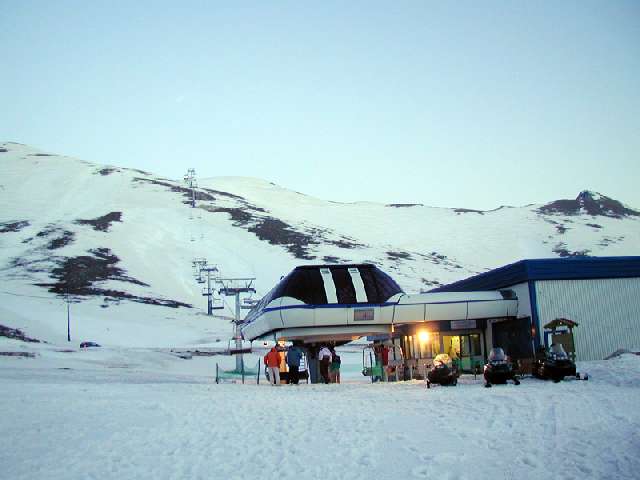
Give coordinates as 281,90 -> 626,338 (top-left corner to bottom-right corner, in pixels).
430,256 -> 640,292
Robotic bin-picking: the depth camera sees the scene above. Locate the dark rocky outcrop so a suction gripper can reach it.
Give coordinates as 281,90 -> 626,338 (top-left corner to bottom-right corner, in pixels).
47,231 -> 75,250
539,191 -> 639,218
0,220 -> 30,233
552,243 -> 591,258
75,212 -> 122,232
42,248 -> 148,293
248,218 -> 318,260
387,251 -> 413,261
386,203 -> 423,208
454,208 -> 484,215
96,167 -> 120,176
34,248 -> 191,308
0,325 -> 41,343
132,177 -> 217,204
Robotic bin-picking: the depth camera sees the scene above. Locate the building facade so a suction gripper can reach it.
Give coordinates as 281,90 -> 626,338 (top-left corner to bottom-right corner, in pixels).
430,256 -> 640,361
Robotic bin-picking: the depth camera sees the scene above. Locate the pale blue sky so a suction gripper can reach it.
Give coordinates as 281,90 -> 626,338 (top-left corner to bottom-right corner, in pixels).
1,1 -> 639,209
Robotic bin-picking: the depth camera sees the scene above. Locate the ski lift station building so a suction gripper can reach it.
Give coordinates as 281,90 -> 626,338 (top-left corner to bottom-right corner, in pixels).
242,257 -> 640,382
430,256 -> 640,361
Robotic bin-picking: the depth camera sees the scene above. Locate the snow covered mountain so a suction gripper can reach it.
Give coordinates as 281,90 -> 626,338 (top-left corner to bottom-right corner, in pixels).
1,142 -> 639,347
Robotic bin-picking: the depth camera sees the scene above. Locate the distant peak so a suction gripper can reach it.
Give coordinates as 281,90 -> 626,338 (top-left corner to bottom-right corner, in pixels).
538,191 -> 639,218
577,190 -> 604,201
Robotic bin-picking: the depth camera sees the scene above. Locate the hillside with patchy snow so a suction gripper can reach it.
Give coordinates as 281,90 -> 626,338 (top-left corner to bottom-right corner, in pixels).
1,141 -> 639,346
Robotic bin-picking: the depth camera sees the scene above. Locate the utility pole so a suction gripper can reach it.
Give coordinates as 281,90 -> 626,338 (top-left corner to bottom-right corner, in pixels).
66,294 -> 71,342
192,259 -> 221,315
217,277 -> 256,372
183,168 -> 197,208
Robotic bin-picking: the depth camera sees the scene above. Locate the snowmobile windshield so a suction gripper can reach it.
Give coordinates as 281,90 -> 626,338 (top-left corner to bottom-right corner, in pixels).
433,354 -> 451,367
488,348 -> 506,362
550,344 -> 568,359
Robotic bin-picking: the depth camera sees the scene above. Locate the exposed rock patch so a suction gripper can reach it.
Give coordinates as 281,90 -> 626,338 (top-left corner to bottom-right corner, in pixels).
0,325 -> 41,343
553,243 -> 590,258
133,177 -> 217,204
47,231 -> 75,250
539,191 -> 639,218
0,352 -> 36,358
133,176 -> 364,260
96,167 -> 120,176
75,212 -> 122,232
43,248 -> 148,293
0,220 -> 30,233
454,208 -> 484,215
248,218 -> 318,260
33,248 -> 190,308
387,251 -> 413,261
421,278 -> 443,288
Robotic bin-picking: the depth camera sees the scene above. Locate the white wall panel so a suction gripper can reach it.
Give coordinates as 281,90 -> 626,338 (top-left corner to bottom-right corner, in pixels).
509,282 -> 532,319
535,278 -> 640,361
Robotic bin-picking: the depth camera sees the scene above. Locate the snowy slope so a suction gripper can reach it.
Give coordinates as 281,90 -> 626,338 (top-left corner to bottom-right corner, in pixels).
1,341 -> 639,479
1,141 -> 639,347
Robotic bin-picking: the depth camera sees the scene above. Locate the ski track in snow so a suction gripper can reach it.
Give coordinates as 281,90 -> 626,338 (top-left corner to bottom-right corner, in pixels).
2,352 -> 640,480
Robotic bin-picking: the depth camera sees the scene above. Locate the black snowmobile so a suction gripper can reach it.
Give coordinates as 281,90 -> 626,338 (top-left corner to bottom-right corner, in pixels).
483,347 -> 520,388
532,343 -> 584,382
426,353 -> 458,388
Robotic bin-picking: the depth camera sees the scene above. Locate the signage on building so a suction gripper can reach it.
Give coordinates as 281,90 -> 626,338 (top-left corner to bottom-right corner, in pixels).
353,308 -> 375,321
451,319 -> 477,330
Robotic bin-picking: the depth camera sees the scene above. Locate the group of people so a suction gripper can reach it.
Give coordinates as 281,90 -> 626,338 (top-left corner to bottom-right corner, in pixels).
263,343 -> 341,385
263,344 -> 304,386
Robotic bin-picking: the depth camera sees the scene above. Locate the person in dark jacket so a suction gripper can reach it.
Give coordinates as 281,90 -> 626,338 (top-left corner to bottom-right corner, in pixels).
318,345 -> 332,384
286,345 -> 303,385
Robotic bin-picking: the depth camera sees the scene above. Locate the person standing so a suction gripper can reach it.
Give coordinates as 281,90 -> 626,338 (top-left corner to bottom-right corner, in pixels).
264,346 -> 281,386
318,345 -> 332,384
329,347 -> 341,384
381,344 -> 390,382
286,344 -> 303,385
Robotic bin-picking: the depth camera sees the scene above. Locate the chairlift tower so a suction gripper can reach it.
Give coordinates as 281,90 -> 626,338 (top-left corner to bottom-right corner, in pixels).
192,259 -> 220,315
183,168 -> 197,208
217,277 -> 256,372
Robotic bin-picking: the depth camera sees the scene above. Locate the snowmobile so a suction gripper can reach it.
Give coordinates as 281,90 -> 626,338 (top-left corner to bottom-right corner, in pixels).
426,353 -> 459,388
532,343 -> 586,382
483,347 -> 520,388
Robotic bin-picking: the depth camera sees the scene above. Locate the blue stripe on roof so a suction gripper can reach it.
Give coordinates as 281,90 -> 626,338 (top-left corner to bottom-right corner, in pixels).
259,298 -> 508,314
430,256 -> 640,292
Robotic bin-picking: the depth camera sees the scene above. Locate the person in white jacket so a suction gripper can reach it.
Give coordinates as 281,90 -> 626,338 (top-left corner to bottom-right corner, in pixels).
318,346 -> 332,384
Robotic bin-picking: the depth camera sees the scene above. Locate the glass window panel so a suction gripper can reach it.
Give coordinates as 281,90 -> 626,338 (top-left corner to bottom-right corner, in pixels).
470,334 -> 482,356
358,267 -> 381,303
331,268 -> 357,304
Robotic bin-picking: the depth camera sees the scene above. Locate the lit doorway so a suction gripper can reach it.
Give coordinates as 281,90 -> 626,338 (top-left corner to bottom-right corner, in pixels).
442,334 -> 483,372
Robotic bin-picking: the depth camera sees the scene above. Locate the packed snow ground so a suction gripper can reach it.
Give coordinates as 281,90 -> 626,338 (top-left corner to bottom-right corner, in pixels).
2,341 -> 639,480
